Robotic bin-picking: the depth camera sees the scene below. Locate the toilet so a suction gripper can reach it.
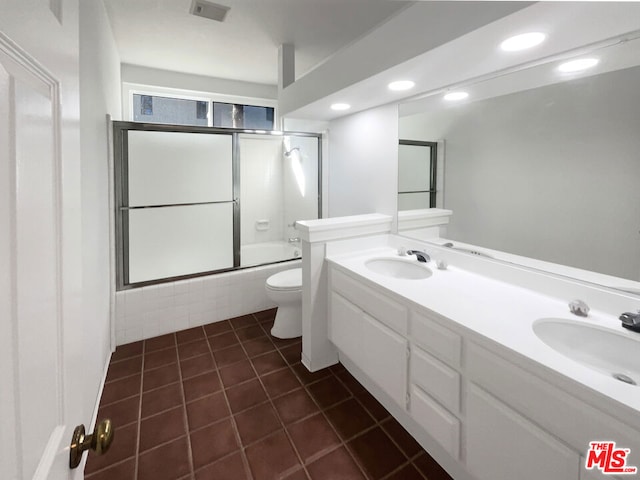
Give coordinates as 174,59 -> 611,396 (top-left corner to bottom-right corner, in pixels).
265,268 -> 302,339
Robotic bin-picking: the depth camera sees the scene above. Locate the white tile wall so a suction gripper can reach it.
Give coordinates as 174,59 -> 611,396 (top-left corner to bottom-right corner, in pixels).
283,135 -> 320,239
240,135 -> 284,245
115,260 -> 300,345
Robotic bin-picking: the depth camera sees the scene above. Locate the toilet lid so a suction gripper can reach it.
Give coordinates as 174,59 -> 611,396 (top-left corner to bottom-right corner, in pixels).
266,268 -> 302,290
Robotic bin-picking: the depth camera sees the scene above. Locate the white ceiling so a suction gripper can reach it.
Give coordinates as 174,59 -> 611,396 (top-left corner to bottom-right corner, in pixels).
104,0 -> 411,86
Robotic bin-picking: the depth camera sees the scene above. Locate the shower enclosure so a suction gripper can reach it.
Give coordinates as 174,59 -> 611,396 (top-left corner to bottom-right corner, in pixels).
113,122 -> 321,289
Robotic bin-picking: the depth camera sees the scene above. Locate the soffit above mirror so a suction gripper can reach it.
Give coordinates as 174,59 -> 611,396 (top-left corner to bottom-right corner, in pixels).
284,2 -> 640,121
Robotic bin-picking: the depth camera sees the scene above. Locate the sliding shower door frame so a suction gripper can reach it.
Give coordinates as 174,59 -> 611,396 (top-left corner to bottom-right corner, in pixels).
113,121 -> 322,290
398,139 -> 438,208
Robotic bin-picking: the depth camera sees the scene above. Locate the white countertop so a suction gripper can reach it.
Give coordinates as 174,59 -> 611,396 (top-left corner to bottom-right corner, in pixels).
327,246 -> 640,415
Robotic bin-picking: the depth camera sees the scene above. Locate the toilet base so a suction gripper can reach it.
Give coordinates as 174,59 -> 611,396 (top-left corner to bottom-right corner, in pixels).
270,304 -> 302,339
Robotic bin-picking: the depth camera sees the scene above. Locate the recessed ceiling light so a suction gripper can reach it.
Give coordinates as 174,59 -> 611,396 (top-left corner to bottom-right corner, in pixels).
331,103 -> 351,111
444,91 -> 469,101
388,80 -> 415,91
558,58 -> 599,73
500,32 -> 546,52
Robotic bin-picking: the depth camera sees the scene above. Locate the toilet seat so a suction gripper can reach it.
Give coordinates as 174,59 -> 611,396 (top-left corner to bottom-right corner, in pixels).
266,268 -> 302,291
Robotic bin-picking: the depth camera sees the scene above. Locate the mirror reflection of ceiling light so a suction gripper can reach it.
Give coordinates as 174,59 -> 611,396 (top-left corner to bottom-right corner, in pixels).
331,103 -> 351,111
444,91 -> 469,101
388,80 -> 415,91
500,32 -> 546,52
558,58 -> 599,73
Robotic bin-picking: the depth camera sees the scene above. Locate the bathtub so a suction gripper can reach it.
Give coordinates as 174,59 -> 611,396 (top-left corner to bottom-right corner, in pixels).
240,241 -> 301,267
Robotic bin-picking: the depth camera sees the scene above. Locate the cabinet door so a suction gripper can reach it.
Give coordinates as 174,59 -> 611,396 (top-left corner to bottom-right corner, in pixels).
466,384 -> 580,480
581,462 -> 625,480
362,313 -> 408,407
329,292 -> 363,365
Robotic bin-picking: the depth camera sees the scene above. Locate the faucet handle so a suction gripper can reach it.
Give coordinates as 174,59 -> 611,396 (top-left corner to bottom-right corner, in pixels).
569,299 -> 590,317
436,259 -> 448,270
620,310 -> 640,331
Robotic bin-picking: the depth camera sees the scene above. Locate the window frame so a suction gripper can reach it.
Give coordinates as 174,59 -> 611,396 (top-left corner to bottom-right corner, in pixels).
398,139 -> 438,208
123,83 -> 278,129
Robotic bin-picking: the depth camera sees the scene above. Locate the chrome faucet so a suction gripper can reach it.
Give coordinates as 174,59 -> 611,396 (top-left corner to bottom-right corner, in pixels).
620,310 -> 640,332
406,249 -> 430,263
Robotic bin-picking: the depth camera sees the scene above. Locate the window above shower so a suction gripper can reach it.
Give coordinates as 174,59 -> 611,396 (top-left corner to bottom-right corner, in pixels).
123,83 -> 278,130
131,94 -> 275,130
113,122 -> 321,290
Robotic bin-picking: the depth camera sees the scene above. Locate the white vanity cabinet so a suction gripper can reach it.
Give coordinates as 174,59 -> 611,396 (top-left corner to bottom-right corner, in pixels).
328,268 -> 408,408
409,311 -> 462,459
326,262 -> 640,480
466,383 -> 580,480
465,342 -> 639,480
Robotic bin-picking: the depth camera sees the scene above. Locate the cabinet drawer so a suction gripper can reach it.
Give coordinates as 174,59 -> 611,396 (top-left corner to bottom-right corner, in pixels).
411,311 -> 461,368
411,346 -> 460,413
410,385 -> 460,459
332,269 -> 407,335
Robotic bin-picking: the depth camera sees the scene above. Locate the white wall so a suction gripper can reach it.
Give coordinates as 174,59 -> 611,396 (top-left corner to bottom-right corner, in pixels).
122,63 -> 277,100
328,104 -> 398,224
400,66 -> 640,281
239,134 -> 320,246
79,0 -> 121,411
240,135 -> 284,245
283,135 -> 320,240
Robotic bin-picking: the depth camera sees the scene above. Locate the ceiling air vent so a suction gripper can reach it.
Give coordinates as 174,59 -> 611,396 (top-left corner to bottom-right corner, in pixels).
189,0 -> 230,22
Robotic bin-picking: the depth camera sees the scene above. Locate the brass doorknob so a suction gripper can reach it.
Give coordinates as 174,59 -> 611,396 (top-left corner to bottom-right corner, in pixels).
69,419 -> 115,469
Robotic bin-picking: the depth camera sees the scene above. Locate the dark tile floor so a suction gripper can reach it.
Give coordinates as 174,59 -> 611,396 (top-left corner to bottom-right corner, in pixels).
86,309 -> 453,480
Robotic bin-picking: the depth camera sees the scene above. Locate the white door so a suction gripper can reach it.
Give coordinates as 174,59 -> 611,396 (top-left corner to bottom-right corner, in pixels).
0,2 -> 86,479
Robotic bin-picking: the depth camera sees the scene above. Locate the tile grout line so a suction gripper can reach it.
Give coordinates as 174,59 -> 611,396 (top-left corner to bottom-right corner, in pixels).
134,337 -> 146,480
173,330 -> 197,480
330,366 -> 405,480
239,314 -> 311,480
85,456 -> 136,478
330,367 -> 430,480
97,312 -> 444,480
84,344 -> 143,478
202,319 -> 256,480
271,339 -> 359,478
302,372 -> 373,480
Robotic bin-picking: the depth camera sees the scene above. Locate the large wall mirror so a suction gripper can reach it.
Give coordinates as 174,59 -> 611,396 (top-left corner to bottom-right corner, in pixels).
398,35 -> 640,289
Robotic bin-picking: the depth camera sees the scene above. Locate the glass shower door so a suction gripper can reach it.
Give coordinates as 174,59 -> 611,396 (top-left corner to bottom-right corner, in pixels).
238,133 -> 320,267
124,130 -> 235,284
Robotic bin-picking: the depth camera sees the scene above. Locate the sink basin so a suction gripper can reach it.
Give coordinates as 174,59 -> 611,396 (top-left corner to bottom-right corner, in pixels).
365,257 -> 432,280
533,318 -> 640,386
